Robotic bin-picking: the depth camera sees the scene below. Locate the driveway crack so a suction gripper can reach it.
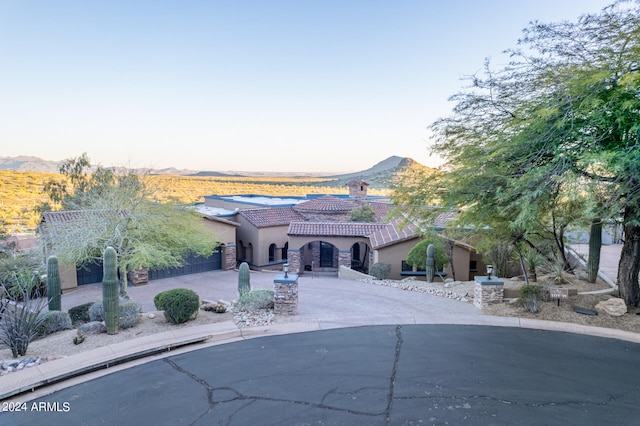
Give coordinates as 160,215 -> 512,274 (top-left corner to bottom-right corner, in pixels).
385,325 -> 403,426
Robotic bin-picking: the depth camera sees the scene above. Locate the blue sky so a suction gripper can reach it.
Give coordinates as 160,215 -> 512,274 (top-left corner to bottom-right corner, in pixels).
0,0 -> 614,173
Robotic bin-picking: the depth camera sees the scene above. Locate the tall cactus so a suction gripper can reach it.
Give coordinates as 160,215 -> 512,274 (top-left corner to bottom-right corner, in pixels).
102,246 -> 119,335
425,244 -> 436,283
587,218 -> 602,283
47,255 -> 61,311
238,262 -> 251,296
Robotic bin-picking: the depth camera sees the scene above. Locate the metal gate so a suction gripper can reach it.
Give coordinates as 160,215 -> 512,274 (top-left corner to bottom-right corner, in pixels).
75,248 -> 222,285
76,261 -> 104,285
148,250 -> 222,281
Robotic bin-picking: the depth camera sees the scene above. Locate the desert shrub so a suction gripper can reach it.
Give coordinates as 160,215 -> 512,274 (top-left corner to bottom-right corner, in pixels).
370,263 -> 391,280
519,285 -> 543,313
68,302 -> 93,326
35,311 -> 72,337
155,288 -> 199,324
154,291 -> 168,311
234,290 -> 274,311
0,272 -> 48,357
88,299 -> 141,329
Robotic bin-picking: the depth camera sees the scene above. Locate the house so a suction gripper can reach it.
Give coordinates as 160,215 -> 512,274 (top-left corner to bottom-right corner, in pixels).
203,180 -> 486,281
38,208 -> 237,290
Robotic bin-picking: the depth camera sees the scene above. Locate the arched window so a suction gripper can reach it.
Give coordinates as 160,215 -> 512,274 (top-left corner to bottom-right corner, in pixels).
281,242 -> 288,260
269,243 -> 277,262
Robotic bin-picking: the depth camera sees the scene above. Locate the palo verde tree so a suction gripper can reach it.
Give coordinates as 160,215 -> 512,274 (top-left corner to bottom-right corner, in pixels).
40,155 -> 219,296
416,1 -> 640,305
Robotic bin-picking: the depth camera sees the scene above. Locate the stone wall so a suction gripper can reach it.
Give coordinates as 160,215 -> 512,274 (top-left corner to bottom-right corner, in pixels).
473,282 -> 504,309
274,277 -> 298,315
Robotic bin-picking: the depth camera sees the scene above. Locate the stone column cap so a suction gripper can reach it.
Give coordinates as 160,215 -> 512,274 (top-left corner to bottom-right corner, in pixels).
474,276 -> 504,285
275,274 -> 299,284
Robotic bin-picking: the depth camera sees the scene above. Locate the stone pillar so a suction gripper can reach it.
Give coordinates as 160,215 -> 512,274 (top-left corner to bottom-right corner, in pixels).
224,244 -> 236,270
287,249 -> 302,274
274,273 -> 299,315
473,276 -> 504,309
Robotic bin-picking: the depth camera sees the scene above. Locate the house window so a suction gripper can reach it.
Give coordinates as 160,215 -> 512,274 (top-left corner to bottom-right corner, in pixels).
269,244 -> 277,262
469,260 -> 478,272
281,242 -> 288,260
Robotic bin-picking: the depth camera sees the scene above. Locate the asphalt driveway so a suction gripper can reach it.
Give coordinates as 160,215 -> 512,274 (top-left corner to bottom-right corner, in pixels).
3,324 -> 639,425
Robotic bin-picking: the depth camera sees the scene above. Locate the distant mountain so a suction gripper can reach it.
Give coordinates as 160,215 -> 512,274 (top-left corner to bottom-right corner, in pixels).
318,156 -> 426,189
0,155 -> 431,189
0,156 -> 61,173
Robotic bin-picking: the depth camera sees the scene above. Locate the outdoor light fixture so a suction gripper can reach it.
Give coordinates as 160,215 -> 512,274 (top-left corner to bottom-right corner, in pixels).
283,263 -> 289,278
486,264 -> 494,280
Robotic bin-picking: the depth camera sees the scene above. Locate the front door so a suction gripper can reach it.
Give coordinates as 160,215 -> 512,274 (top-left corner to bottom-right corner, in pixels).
320,241 -> 334,268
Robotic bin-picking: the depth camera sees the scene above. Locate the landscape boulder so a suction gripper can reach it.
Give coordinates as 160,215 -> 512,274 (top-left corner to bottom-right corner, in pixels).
594,298 -> 627,317
77,321 -> 107,335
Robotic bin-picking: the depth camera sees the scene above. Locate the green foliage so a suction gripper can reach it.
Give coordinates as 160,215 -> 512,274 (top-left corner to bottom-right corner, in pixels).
519,285 -> 543,314
0,273 -> 48,357
370,263 -> 391,280
396,3 -> 640,304
0,252 -> 44,297
406,236 -> 447,271
238,262 -> 251,297
102,246 -> 119,335
234,290 -> 274,311
39,154 -> 220,296
88,299 -> 141,329
348,205 -> 376,222
68,302 -> 93,327
35,311 -> 72,337
154,288 -> 200,324
46,255 -> 61,311
154,292 -> 168,310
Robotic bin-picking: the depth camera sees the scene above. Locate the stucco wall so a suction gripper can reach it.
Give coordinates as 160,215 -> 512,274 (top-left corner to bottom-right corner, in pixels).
375,237 -> 420,280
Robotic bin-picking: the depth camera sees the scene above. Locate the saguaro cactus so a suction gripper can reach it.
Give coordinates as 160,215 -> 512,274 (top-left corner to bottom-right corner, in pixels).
425,244 -> 436,283
238,262 -> 251,296
47,255 -> 61,311
587,218 -> 602,284
102,246 -> 119,335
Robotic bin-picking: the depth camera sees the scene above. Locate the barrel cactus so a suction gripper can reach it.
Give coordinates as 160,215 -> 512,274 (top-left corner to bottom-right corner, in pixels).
102,246 -> 119,335
238,262 -> 251,297
425,244 -> 436,283
47,255 -> 61,311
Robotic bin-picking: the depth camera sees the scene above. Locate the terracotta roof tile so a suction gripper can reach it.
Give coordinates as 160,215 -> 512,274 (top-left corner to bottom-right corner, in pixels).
239,207 -> 306,228
287,222 -> 388,237
294,195 -> 358,213
369,217 -> 420,249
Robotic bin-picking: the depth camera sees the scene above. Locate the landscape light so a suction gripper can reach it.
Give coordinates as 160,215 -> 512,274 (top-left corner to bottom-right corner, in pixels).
283,263 -> 289,278
486,264 -> 493,280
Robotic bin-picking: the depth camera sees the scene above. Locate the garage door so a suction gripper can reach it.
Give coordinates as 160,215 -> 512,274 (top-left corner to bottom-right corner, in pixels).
148,250 -> 222,281
76,248 -> 222,285
76,261 -> 104,286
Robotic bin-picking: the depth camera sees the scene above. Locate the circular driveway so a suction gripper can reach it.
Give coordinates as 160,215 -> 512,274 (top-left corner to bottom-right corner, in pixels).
3,324 -> 639,425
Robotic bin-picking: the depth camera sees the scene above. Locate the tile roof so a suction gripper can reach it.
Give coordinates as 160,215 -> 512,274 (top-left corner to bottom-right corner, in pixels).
239,207 -> 307,228
293,195 -> 359,213
287,222 -> 388,237
368,217 -> 420,249
41,210 -> 125,224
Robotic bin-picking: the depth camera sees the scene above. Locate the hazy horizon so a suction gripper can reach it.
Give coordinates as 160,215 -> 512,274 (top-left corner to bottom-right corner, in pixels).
0,0 -> 613,172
